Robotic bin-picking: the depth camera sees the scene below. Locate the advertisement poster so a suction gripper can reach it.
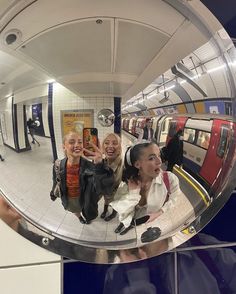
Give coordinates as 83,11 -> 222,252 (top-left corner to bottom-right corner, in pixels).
61,110 -> 94,138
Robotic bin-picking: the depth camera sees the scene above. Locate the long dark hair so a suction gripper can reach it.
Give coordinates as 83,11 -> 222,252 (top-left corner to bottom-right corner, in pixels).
122,141 -> 157,183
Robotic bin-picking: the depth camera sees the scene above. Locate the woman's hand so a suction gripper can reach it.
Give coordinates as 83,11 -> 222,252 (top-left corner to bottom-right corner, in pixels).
146,210 -> 163,223
0,195 -> 21,230
83,142 -> 103,164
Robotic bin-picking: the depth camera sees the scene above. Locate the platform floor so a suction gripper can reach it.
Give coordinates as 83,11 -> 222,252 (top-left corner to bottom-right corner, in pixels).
0,133 -> 208,249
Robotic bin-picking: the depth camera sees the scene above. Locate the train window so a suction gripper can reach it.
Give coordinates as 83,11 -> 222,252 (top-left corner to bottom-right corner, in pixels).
196,131 -> 211,149
169,122 -> 177,137
184,128 -> 196,143
217,125 -> 229,158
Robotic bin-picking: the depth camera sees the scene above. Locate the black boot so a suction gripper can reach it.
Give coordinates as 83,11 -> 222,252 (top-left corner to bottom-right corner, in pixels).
79,216 -> 91,224
114,223 -> 124,233
100,204 -> 108,219
120,224 -> 134,235
104,209 -> 117,221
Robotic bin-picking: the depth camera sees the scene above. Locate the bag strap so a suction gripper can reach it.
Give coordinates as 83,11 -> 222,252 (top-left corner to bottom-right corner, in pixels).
162,171 -> 170,203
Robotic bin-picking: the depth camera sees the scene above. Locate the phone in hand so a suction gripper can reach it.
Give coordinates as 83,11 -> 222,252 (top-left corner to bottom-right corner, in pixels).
83,128 -> 98,156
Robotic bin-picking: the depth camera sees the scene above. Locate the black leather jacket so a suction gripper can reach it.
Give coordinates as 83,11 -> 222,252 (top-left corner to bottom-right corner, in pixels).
50,156 -> 114,222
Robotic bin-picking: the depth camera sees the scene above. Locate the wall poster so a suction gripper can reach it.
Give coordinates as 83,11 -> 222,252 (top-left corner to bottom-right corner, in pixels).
61,109 -> 94,138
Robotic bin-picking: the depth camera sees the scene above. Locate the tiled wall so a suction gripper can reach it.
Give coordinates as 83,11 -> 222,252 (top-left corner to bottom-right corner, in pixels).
52,83 -> 114,159
1,83 -> 116,156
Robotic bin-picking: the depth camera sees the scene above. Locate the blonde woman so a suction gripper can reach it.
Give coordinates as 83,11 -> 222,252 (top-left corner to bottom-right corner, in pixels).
100,133 -> 123,221
50,131 -> 114,224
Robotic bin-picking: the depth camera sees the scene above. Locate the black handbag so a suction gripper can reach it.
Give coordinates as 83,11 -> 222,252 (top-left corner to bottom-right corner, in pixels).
50,159 -> 62,201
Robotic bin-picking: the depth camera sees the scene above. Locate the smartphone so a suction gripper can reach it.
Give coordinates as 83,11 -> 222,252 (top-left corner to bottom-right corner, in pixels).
83,128 -> 98,156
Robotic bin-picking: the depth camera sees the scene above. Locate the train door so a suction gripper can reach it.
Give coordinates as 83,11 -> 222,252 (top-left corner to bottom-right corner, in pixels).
200,119 -> 229,185
134,118 -> 144,137
166,116 -> 187,144
156,115 -> 173,145
152,116 -> 160,140
182,118 -> 211,175
121,118 -> 125,129
123,118 -> 130,131
131,117 -> 138,135
128,117 -> 136,133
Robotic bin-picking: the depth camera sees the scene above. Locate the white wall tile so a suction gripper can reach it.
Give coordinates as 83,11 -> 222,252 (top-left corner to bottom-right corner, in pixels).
0,263 -> 61,294
0,220 -> 60,267
52,84 -> 115,158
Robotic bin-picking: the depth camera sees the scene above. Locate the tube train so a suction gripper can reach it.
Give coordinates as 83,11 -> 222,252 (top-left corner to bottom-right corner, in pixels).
122,114 -> 236,196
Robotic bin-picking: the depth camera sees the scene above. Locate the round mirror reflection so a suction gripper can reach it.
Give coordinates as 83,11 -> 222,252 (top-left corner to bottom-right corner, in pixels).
0,0 -> 236,262
97,109 -> 115,127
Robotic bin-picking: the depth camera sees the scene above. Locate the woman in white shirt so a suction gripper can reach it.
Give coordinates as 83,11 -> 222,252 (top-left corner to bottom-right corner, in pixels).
111,140 -> 181,235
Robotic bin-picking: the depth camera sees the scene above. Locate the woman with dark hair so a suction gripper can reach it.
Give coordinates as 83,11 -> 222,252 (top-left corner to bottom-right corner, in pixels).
110,141 -> 181,235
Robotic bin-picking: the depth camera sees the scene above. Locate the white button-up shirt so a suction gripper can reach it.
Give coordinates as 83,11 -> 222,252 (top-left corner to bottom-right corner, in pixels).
146,171 -> 180,213
111,171 -> 180,227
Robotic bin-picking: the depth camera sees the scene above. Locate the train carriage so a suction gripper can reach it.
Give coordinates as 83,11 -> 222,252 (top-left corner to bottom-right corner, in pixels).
122,112 -> 234,195
166,114 -> 233,193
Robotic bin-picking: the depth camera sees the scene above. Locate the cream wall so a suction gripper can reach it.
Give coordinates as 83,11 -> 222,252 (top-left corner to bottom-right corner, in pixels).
16,104 -> 26,149
42,97 -> 50,137
14,85 -> 48,104
16,85 -> 50,139
0,96 -> 15,149
0,220 -> 61,294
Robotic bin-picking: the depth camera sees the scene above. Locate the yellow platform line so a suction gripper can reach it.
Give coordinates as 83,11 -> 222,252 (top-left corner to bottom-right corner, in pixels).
174,167 -> 210,207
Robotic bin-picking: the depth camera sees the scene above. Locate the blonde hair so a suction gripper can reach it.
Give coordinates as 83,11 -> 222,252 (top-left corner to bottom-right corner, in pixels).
102,133 -> 122,156
63,131 -> 81,144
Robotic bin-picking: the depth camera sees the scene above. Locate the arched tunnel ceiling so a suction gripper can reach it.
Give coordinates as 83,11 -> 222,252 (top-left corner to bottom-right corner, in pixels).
0,0 -> 232,109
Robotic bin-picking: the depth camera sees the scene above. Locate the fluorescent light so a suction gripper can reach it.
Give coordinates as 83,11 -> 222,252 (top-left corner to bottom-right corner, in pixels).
147,93 -> 157,99
207,64 -> 226,74
180,80 -> 187,85
159,85 -> 175,93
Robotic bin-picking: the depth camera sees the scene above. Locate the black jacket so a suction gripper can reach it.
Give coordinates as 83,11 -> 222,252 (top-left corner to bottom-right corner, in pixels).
142,127 -> 154,140
166,136 -> 183,165
50,156 -> 114,222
